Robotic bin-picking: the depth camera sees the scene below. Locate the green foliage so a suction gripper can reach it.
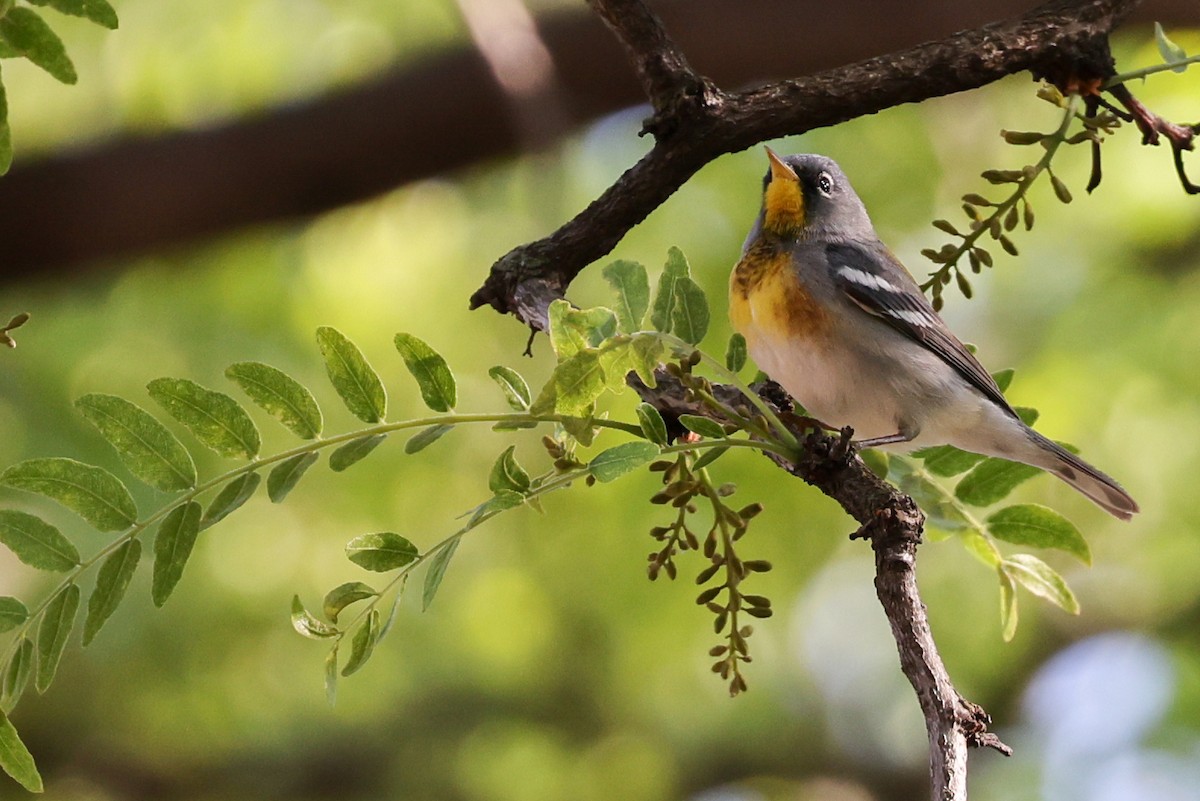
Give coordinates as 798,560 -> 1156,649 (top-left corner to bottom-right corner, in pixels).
0,598 -> 27,633
345,533 -> 419,572
151,502 -> 202,606
0,255 -> 1110,788
0,709 -> 40,792
0,7 -> 75,83
148,378 -> 261,460
267,453 -> 319,502
329,434 -> 386,472
82,539 -> 140,646
35,584 -> 76,692
588,442 -> 660,483
0,0 -> 118,174
226,362 -> 323,440
0,458 -> 137,532
394,333 -> 457,413
920,88 -> 1119,309
200,473 -> 260,529
317,326 -> 387,424
898,367 -> 1092,641
76,394 -> 198,491
0,510 -> 78,571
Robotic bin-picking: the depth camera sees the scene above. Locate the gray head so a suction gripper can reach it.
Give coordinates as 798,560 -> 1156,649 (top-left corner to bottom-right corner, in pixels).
743,150 -> 874,249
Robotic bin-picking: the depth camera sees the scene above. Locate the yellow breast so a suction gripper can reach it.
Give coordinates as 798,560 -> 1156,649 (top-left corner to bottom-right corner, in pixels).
729,243 -> 830,351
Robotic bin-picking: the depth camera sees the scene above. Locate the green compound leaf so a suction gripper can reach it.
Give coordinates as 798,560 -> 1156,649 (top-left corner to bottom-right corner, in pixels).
267,452 -> 319,503
346,532 -> 418,572
589,441 -> 660,483
0,597 -> 27,633
323,582 -> 376,624
998,567 -> 1019,642
489,446 -> 530,495
201,473 -> 261,530
671,276 -> 710,346
602,259 -> 651,333
422,536 -> 461,611
0,708 -> 42,793
0,457 -> 137,532
76,393 -> 197,491
83,538 -> 141,646
329,434 -> 387,472
291,595 -> 338,639
147,378 -> 261,460
341,609 -> 380,677
36,583 -> 78,692
725,333 -> 747,373
954,457 -> 1041,508
635,402 -> 669,446
986,503 -> 1090,564
151,501 -> 202,606
552,351 -> 606,417
226,362 -> 323,440
27,0 -> 119,29
913,445 -> 986,477
0,7 -> 76,84
0,509 -> 79,571
488,366 -> 531,411
394,333 -> 456,413
316,326 -> 386,423
405,424 -> 453,455
678,414 -> 727,439
1001,553 -> 1079,614
0,68 -> 12,176
3,637 -> 32,704
650,247 -> 690,333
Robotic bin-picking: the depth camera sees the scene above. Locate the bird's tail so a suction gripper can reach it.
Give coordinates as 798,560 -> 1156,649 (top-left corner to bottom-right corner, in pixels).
1024,430 -> 1139,521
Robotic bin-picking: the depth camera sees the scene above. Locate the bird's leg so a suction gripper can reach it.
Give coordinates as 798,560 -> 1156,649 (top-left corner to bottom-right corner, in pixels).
853,432 -> 914,449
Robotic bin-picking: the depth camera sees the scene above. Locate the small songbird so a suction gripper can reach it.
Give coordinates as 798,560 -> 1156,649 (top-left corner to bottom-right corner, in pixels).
730,149 -> 1138,519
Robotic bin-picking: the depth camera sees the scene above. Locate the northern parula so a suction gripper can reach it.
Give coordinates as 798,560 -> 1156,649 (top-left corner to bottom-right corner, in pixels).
730,149 -> 1138,520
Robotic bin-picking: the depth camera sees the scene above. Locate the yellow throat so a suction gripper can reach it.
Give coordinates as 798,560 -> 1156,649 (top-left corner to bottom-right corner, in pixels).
762,148 -> 806,235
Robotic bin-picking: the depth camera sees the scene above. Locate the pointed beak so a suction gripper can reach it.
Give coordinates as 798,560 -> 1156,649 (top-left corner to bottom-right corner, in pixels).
765,147 -> 798,183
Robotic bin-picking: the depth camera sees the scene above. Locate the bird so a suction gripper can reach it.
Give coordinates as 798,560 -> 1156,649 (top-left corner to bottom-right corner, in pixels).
729,149 -> 1139,520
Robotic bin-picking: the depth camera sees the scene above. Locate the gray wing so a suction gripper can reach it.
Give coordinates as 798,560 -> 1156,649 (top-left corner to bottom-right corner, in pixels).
825,242 -> 1016,417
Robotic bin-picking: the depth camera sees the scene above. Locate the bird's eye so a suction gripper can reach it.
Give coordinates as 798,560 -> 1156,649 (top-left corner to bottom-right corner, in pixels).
817,172 -> 834,196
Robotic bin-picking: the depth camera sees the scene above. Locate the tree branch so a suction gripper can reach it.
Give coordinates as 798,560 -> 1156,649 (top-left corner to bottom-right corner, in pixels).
471,1 -> 1149,797
469,0 -> 1139,323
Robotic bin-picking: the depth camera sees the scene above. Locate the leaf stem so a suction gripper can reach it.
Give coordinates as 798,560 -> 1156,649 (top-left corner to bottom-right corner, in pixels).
1105,53 -> 1200,87
0,410 -> 638,671
654,333 -> 800,452
921,94 -> 1080,295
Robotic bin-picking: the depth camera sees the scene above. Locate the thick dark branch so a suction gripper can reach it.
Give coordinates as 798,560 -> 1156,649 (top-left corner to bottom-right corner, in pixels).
585,0 -> 717,130
469,0 -> 1139,322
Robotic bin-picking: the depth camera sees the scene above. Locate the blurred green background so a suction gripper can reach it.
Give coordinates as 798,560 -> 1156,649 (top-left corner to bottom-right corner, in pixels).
2,2 -> 1199,799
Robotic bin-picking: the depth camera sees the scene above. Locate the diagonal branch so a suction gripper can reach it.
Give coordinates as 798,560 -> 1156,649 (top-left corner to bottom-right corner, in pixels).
639,373 -> 1012,798
469,0 -> 1138,325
